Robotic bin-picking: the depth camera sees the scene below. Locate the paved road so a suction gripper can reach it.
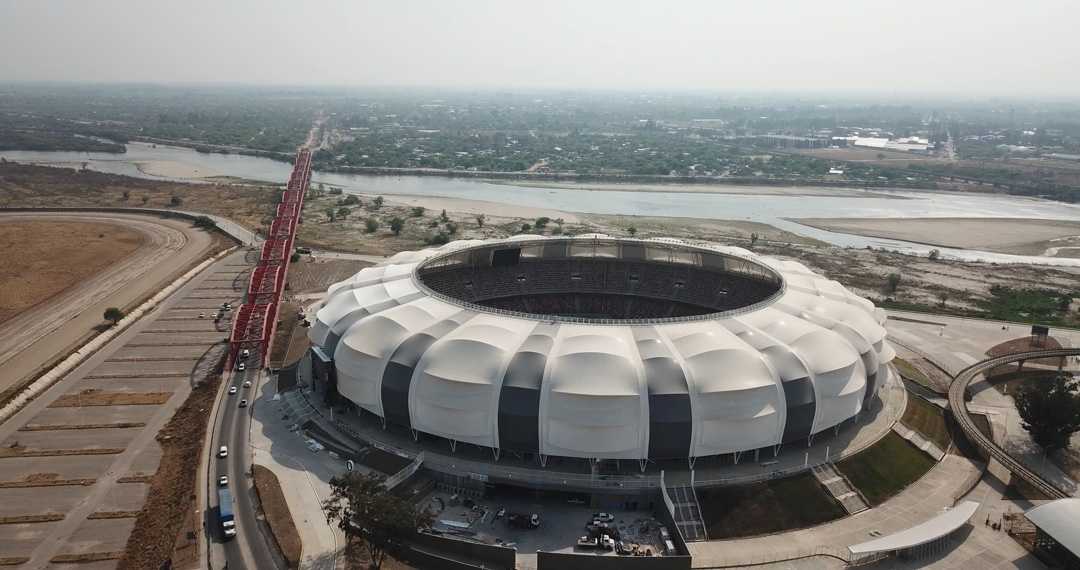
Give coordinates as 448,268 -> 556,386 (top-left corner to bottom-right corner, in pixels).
0,211 -> 214,395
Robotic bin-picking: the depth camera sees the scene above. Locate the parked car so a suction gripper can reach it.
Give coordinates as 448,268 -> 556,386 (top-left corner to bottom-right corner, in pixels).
593,512 -> 615,523
240,349 -> 250,359
198,313 -> 205,318
218,475 -> 229,486
237,362 -> 245,372
218,446 -> 228,458
228,386 -> 238,395
243,380 -> 252,388
239,399 -> 248,408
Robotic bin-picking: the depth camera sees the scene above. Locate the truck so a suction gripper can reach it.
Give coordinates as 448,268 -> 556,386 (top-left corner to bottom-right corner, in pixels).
218,488 -> 237,539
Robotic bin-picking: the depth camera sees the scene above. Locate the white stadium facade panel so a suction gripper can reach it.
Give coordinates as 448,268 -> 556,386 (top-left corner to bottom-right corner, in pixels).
310,235 -> 895,461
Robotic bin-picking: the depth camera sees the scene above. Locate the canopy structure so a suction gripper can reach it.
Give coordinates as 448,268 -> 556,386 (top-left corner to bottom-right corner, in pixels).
311,235 -> 896,461
1025,498 -> 1080,559
848,501 -> 979,556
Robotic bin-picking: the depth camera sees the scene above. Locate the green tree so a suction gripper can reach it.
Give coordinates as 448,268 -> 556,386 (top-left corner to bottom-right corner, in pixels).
928,249 -> 941,261
627,225 -> 637,237
103,307 -> 124,326
475,213 -> 486,228
372,196 -> 385,210
520,223 -> 532,233
364,217 -> 379,233
325,207 -> 337,223
439,209 -> 449,222
337,207 -> 351,220
1014,374 -> 1080,453
410,207 -> 426,218
193,216 -> 218,230
323,472 -> 434,570
885,273 -> 902,294
169,195 -> 183,207
535,216 -> 550,229
389,217 -> 406,236
750,232 -> 759,247
121,190 -> 130,201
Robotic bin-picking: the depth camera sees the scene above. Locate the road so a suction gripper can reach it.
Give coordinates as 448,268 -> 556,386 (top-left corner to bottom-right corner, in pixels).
207,354 -> 280,570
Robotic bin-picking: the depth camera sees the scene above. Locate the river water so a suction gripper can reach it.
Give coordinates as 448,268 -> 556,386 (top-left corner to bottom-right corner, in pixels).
4,142 -> 1080,266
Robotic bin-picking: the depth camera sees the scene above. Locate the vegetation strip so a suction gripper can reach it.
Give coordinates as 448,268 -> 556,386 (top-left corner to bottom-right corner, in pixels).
19,422 -> 146,431
0,557 -> 30,566
0,478 -> 96,488
87,511 -> 142,520
115,367 -> 222,570
48,391 -> 172,407
0,513 -> 65,524
253,464 -> 303,569
50,552 -> 124,563
899,395 -> 951,451
0,448 -> 125,458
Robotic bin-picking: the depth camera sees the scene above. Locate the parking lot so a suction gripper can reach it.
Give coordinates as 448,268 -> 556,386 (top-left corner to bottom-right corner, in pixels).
0,253 -> 248,567
423,489 -> 670,562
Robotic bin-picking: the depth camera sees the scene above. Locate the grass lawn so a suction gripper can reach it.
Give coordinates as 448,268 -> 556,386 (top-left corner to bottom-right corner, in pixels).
697,472 -> 845,539
892,357 -> 936,392
835,432 -> 936,506
900,395 -> 951,451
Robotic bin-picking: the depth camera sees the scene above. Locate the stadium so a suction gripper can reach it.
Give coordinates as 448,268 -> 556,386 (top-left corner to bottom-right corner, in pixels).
308,235 -> 895,468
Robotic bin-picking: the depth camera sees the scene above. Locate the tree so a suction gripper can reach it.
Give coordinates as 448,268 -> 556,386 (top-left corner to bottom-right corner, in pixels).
193,216 -> 218,230
323,472 -> 434,570
389,217 -> 405,236
325,207 -> 337,223
439,209 -> 449,222
884,272 -> 902,294
535,216 -> 550,229
750,232 -> 759,247
410,207 -> 425,218
341,195 -> 361,206
337,207 -> 351,220
928,249 -> 941,261
169,195 -> 183,207
445,222 -> 458,235
938,292 -> 949,307
520,223 -> 532,233
475,213 -> 486,228
627,225 -> 637,237
1014,374 -> 1080,453
103,307 -> 124,326
364,217 -> 379,233
121,190 -> 130,201
372,196 -> 385,210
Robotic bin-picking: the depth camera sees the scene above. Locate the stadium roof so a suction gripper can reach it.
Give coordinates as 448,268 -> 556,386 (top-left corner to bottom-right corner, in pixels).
311,235 -> 895,460
1025,498 -> 1080,557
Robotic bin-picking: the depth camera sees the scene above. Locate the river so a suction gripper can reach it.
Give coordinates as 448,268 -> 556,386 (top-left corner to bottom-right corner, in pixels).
4,142 -> 1080,266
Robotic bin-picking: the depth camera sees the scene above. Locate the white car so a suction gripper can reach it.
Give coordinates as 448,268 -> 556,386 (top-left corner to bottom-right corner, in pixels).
218,446 -> 228,458
218,475 -> 229,486
237,362 -> 246,372
228,386 -> 238,395
593,512 -> 615,523
240,349 -> 250,359
239,399 -> 248,408
198,313 -> 205,318
243,380 -> 252,388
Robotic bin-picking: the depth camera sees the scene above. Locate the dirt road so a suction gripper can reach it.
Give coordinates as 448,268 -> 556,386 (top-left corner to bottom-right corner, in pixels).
0,212 -> 217,396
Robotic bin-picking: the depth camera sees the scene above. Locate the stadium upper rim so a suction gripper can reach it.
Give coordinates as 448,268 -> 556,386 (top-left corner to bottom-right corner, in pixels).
410,236 -> 788,326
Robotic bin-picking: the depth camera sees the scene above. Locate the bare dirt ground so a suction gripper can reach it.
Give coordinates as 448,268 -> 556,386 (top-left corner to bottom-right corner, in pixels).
0,220 -> 144,324
287,257 -> 369,295
0,162 -> 280,233
0,211 -> 222,402
252,465 -> 301,570
795,217 -> 1080,257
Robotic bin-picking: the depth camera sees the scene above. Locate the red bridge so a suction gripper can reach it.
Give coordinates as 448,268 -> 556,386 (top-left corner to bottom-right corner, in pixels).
229,148 -> 312,366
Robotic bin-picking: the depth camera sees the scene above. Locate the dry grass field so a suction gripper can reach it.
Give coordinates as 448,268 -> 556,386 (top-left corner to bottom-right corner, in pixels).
0,220 -> 144,323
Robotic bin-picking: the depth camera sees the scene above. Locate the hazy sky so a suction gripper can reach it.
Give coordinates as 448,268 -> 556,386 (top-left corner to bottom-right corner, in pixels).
2,0 -> 1077,96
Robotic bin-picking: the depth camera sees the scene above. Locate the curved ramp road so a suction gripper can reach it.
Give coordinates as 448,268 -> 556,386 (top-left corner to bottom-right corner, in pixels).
0,211 -> 214,393
948,348 -> 1080,500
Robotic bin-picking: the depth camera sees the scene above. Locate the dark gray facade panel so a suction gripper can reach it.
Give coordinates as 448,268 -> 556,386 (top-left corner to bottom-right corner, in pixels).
498,386 -> 541,453
864,371 -> 878,406
642,358 -> 689,396
380,311 -> 474,429
621,243 -> 646,260
381,333 -> 438,429
780,376 -> 815,442
648,393 -> 692,459
325,331 -> 342,358
542,241 -> 569,258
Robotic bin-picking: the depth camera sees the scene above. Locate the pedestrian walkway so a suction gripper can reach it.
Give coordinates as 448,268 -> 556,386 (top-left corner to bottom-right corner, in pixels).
668,484 -> 707,541
812,463 -> 868,515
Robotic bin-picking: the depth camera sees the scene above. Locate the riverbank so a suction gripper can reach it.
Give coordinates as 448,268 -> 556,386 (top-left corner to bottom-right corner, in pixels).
794,217 -> 1080,258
